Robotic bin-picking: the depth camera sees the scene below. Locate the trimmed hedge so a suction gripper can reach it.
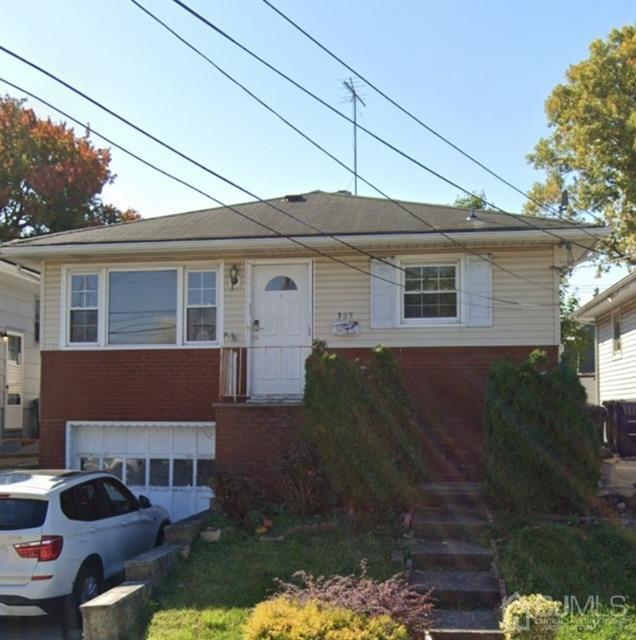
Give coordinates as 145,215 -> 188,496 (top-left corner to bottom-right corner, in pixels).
244,598 -> 410,640
303,342 -> 425,511
484,350 -> 600,514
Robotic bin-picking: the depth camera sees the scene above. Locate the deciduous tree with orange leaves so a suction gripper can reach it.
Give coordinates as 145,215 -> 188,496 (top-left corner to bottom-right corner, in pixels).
0,95 -> 140,242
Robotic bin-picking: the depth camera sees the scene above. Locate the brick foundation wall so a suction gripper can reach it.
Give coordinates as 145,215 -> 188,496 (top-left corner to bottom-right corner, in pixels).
39,345 -> 558,481
334,345 -> 559,481
39,349 -> 220,467
214,403 -> 304,495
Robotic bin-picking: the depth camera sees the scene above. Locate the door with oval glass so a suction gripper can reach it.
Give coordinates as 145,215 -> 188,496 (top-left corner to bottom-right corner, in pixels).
250,263 -> 311,398
4,333 -> 23,432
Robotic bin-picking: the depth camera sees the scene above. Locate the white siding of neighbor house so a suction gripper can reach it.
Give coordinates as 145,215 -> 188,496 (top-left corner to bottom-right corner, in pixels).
597,299 -> 636,403
40,245 -> 559,351
0,270 -> 41,417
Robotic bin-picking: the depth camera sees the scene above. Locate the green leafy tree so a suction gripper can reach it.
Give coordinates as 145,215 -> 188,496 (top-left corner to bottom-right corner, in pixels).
453,190 -> 491,210
560,282 -> 592,370
0,95 -> 139,242
524,26 -> 636,263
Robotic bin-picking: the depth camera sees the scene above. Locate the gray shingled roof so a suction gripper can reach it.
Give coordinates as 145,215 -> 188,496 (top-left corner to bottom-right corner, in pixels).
4,190 -> 600,247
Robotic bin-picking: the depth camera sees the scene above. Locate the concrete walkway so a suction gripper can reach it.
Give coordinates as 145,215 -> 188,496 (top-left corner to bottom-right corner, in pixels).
0,615 -> 63,640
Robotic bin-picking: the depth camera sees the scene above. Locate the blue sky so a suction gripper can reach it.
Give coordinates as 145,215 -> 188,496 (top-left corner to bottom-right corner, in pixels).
1,0 -> 634,300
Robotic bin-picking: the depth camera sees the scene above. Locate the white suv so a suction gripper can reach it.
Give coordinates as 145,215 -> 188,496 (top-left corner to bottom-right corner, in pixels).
0,470 -> 170,617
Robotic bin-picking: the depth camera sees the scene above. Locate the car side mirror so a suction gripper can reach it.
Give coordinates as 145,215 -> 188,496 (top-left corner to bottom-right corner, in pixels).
138,495 -> 151,509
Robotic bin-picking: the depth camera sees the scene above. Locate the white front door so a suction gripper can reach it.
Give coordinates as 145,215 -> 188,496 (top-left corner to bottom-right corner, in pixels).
250,263 -> 312,398
4,334 -> 23,432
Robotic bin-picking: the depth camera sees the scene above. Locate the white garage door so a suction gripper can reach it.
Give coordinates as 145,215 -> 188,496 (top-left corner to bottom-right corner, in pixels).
66,421 -> 215,522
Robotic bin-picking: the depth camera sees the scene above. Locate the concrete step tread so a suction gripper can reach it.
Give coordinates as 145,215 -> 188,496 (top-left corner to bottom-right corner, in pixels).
412,540 -> 493,557
411,570 -> 499,593
431,608 -> 501,631
413,511 -> 488,526
420,483 -> 485,495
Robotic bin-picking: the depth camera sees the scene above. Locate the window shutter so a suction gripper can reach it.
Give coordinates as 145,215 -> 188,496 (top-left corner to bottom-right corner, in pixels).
464,256 -> 492,327
370,258 -> 398,328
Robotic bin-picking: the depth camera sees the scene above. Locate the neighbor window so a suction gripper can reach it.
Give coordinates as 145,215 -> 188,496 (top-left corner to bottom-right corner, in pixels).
108,270 -> 177,345
34,297 -> 40,343
613,311 -> 622,353
403,264 -> 458,321
186,270 -> 217,342
69,273 -> 99,343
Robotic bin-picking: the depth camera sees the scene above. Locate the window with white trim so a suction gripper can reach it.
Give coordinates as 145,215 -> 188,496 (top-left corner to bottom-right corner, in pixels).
185,270 -> 217,342
69,273 -> 99,343
403,264 -> 458,322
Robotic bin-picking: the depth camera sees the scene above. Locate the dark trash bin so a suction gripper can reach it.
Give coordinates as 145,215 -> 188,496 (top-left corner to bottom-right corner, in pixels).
603,400 -> 636,457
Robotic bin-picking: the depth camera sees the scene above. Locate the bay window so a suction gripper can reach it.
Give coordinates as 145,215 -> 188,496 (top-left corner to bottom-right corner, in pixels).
403,264 -> 458,322
65,265 -> 220,347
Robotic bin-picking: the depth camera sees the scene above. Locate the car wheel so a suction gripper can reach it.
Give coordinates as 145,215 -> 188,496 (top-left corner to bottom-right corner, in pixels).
74,562 -> 103,607
155,521 -> 169,546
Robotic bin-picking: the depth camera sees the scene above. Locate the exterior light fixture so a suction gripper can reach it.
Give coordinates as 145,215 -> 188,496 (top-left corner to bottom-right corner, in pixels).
0,331 -> 9,344
229,265 -> 239,290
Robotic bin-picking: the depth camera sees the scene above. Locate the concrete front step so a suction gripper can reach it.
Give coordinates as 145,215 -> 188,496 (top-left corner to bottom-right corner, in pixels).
428,609 -> 503,640
411,539 -> 493,570
411,511 -> 489,540
410,570 -> 500,608
416,483 -> 486,509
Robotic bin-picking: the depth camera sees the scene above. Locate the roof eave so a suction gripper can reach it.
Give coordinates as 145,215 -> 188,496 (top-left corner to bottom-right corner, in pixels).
575,271 -> 636,321
0,227 -> 609,260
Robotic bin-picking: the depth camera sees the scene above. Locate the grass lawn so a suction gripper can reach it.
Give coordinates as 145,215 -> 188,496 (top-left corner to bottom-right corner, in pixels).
140,515 -> 399,640
495,516 -> 636,639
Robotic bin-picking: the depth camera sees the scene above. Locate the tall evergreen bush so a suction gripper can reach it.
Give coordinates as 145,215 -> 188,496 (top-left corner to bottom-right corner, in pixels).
303,342 -> 426,512
484,350 -> 600,514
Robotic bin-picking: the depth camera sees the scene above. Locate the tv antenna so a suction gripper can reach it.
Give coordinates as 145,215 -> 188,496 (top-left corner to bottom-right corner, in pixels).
341,77 -> 366,195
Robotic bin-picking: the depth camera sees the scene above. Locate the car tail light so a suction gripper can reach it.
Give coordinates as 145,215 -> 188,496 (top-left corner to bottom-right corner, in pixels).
14,536 -> 64,562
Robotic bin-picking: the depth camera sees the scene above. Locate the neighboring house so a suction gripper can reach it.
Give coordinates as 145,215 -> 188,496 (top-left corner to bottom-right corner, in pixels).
0,259 -> 41,439
1,191 -> 604,520
576,270 -> 636,405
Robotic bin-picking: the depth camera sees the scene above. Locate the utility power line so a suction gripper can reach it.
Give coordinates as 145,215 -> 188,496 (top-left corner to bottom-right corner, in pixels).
129,0 -> 557,294
260,0 -> 611,234
0,47 -> 546,307
169,0 -> 608,261
0,72 -> 550,311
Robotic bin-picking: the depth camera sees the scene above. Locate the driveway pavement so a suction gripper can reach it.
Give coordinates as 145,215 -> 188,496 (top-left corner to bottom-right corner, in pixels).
0,615 -> 64,639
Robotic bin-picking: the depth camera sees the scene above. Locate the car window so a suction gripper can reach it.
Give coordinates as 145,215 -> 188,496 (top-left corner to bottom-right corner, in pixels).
0,498 -> 48,530
99,478 -> 139,516
62,481 -> 111,521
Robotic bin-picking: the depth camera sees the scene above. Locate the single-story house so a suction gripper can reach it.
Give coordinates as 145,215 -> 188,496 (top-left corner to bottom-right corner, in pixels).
0,259 -> 41,439
576,270 -> 636,404
1,191 -> 605,519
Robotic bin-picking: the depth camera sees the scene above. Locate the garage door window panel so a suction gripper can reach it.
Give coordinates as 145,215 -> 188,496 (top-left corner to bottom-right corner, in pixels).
126,458 -> 147,486
196,459 -> 215,487
173,459 -> 194,487
150,459 -> 170,487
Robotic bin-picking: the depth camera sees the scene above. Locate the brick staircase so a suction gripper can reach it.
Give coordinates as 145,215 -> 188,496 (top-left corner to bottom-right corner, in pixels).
405,483 -> 503,639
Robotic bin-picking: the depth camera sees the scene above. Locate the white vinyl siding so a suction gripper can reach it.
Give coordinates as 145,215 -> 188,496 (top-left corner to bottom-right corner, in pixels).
40,246 -> 559,350
597,300 -> 636,403
0,270 -> 40,427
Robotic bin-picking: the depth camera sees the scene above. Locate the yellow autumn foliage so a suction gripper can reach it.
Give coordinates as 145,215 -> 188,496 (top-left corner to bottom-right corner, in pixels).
243,597 -> 410,640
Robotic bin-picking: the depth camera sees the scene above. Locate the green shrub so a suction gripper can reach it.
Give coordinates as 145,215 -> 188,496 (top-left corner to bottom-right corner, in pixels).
211,472 -> 254,527
484,350 -> 600,514
501,594 -> 562,640
303,342 -> 426,511
244,597 -> 410,640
